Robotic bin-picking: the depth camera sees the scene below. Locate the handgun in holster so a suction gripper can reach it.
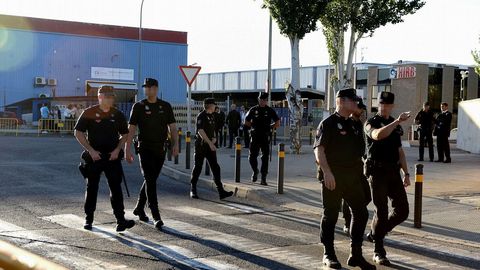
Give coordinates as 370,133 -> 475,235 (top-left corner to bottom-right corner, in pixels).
78,151 -> 94,179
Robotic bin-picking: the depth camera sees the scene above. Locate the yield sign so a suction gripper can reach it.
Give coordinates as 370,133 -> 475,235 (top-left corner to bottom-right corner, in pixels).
179,65 -> 202,87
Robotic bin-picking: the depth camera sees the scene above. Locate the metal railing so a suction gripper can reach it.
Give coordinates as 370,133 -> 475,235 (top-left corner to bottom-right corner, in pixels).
38,119 -> 77,136
0,118 -> 19,136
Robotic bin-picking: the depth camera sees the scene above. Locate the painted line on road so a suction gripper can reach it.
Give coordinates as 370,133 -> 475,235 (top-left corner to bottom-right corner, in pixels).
43,214 -> 239,270
0,218 -> 127,270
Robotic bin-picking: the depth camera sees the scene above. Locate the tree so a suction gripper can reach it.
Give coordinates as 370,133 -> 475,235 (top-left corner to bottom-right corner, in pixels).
473,36 -> 480,75
321,0 -> 425,103
262,0 -> 330,153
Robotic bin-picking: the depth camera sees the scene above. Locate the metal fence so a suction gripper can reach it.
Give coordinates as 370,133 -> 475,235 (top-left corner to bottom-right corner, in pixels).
0,118 -> 19,136
38,119 -> 77,135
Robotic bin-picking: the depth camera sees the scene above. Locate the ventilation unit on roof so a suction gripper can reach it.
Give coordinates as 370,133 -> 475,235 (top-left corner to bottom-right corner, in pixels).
35,77 -> 46,86
48,79 -> 57,86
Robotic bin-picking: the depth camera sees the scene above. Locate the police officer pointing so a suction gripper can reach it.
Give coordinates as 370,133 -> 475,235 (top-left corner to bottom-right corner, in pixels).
125,78 -> 178,230
244,92 -> 280,185
190,98 -> 234,200
314,88 -> 375,270
364,91 -> 411,266
74,85 -> 135,232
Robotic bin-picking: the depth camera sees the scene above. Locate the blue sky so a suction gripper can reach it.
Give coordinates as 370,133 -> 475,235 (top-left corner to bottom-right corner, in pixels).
1,0 -> 479,73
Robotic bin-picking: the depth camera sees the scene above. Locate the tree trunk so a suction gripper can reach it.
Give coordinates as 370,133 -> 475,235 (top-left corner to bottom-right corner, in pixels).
345,28 -> 356,88
287,37 -> 303,154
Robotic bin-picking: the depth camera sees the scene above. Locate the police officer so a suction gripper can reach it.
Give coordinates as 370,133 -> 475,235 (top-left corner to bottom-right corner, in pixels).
364,91 -> 411,266
125,78 -> 178,230
414,101 -> 434,162
190,98 -> 234,200
74,85 -> 135,232
342,98 -> 369,234
314,88 -> 374,270
434,102 -> 452,163
244,92 -> 280,185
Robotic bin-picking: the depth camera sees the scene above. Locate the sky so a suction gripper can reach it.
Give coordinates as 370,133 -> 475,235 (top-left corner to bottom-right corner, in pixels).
1,0 -> 479,73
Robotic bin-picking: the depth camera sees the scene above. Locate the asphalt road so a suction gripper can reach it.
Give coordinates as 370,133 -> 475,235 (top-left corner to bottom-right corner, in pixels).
0,136 -> 478,269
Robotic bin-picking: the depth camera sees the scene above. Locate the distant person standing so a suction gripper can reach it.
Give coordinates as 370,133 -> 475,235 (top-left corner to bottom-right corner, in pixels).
189,98 -> 234,200
240,106 -> 250,148
40,103 -> 50,133
214,106 -> 225,148
244,92 -> 280,185
414,102 -> 434,162
226,104 -> 241,148
434,102 -> 452,163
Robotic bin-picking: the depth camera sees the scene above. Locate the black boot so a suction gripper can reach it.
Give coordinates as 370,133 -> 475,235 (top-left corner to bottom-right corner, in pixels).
116,219 -> 135,232
323,245 -> 341,269
347,246 -> 376,270
190,184 -> 199,199
83,214 -> 93,230
218,187 -> 234,200
260,174 -> 268,186
133,208 -> 149,222
373,241 -> 391,266
154,219 -> 164,230
251,170 -> 258,182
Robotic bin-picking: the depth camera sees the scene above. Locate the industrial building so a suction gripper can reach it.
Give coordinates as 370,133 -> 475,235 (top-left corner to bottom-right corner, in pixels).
0,14 -> 187,121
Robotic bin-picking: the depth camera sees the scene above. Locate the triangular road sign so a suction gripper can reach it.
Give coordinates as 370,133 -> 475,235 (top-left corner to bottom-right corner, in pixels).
179,65 -> 202,86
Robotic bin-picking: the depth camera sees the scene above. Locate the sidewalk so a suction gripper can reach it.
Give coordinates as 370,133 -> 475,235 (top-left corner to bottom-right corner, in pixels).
162,139 -> 480,250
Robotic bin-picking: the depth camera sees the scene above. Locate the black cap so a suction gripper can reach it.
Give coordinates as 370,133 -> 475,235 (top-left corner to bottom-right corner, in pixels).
203,98 -> 216,106
336,88 -> 359,100
378,91 -> 395,104
142,78 -> 158,87
258,92 -> 269,100
357,99 -> 366,110
98,85 -> 115,96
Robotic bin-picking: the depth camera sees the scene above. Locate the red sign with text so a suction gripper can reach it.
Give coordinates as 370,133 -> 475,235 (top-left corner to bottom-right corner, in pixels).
396,66 -> 416,79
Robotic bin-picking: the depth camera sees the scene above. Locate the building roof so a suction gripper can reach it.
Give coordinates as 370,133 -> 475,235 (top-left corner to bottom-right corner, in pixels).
0,14 -> 187,44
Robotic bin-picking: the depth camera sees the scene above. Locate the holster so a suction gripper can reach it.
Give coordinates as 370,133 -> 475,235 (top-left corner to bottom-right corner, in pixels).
79,150 -> 93,179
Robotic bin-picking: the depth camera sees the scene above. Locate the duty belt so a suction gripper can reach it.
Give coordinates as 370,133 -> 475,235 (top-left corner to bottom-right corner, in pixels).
368,159 -> 399,168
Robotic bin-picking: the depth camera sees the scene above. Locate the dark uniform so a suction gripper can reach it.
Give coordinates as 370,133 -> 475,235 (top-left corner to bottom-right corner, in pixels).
190,98 -> 233,199
434,107 -> 452,163
129,78 -> 176,224
226,107 -> 241,148
75,86 -> 134,231
364,92 -> 409,262
414,103 -> 434,161
245,93 -> 279,184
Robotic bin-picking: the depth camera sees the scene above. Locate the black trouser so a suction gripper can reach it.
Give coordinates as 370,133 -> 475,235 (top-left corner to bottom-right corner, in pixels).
84,158 -> 125,223
241,126 -> 250,148
437,134 -> 451,161
321,164 -> 369,253
215,128 -> 223,147
190,141 -> 224,191
342,200 -> 351,228
343,175 -> 371,228
228,127 -> 239,147
248,137 -> 270,176
136,146 -> 165,221
370,165 -> 409,254
419,129 -> 434,161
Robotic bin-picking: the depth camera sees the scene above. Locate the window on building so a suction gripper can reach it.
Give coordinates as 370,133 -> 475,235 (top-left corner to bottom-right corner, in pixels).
371,84 -> 391,112
356,69 -> 368,87
428,68 -> 443,113
377,69 -> 392,84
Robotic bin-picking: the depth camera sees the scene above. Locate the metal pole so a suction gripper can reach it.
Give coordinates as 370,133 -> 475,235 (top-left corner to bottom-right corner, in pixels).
267,15 -> 273,107
277,143 -> 285,194
186,131 -> 191,170
178,127 -> 182,153
137,0 -> 145,101
187,85 -> 192,133
414,164 -> 424,228
235,137 -> 241,183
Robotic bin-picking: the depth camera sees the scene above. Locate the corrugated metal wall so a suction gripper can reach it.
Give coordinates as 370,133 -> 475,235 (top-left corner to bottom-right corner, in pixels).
0,28 -> 187,106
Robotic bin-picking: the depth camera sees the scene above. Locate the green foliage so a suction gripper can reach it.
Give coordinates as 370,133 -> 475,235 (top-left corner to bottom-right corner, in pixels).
473,36 -> 480,75
263,0 -> 330,40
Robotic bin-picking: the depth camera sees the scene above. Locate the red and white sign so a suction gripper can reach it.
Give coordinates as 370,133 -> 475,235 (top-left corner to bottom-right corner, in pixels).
395,66 -> 416,79
179,65 -> 202,86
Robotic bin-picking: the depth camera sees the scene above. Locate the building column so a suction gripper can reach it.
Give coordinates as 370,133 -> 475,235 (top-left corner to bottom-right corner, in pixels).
442,66 -> 455,106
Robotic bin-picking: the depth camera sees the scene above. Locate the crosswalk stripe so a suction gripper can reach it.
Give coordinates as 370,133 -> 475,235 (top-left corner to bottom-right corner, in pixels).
0,218 -> 127,270
43,214 -> 241,270
166,206 -> 317,244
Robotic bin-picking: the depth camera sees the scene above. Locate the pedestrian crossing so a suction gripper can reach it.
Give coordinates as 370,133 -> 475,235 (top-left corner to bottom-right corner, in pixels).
0,202 -> 475,270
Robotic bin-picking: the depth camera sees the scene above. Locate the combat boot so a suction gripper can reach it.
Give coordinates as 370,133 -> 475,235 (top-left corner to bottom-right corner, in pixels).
83,214 -> 93,230
347,246 -> 376,270
260,174 -> 268,186
133,208 -> 149,222
116,219 -> 135,232
190,184 -> 199,199
218,187 -> 234,200
251,170 -> 259,182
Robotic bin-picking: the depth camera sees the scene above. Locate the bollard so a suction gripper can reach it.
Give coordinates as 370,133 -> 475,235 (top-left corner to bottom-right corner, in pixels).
223,127 -> 227,147
186,131 -> 191,170
205,159 -> 210,176
414,164 -> 424,228
309,127 -> 314,145
273,129 -> 277,145
235,136 -> 241,183
178,128 -> 183,153
277,143 -> 285,194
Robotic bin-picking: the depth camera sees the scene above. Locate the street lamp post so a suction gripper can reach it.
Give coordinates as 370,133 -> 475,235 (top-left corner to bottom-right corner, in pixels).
267,15 -> 273,106
138,0 -> 145,101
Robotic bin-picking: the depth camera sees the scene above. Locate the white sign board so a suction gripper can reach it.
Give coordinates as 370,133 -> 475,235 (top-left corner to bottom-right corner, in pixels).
91,67 -> 134,81
179,66 -> 202,86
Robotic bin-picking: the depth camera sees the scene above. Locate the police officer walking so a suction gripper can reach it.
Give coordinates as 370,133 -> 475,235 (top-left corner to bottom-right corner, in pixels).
414,102 -> 434,162
364,92 -> 411,266
190,98 -> 234,200
244,92 -> 280,185
314,88 -> 375,270
434,102 -> 452,163
125,78 -> 178,230
74,85 -> 135,232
